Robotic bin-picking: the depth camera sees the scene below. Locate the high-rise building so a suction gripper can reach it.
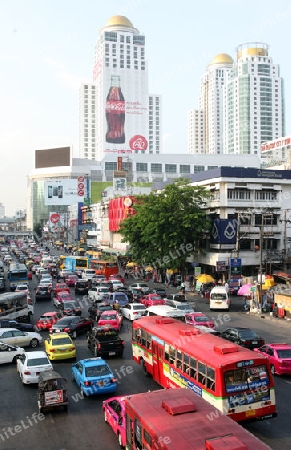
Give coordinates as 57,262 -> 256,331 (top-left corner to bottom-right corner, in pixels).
79,15 -> 161,161
188,53 -> 234,155
188,43 -> 285,155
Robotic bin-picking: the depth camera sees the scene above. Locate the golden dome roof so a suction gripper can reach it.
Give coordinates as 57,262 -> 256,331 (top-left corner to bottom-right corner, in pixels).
209,53 -> 234,65
104,15 -> 134,29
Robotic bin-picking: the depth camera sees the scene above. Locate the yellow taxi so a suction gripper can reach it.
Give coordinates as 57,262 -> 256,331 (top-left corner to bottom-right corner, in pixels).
44,332 -> 76,361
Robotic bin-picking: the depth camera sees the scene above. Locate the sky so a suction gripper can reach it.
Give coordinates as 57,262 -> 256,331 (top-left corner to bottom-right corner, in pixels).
1,0 -> 291,216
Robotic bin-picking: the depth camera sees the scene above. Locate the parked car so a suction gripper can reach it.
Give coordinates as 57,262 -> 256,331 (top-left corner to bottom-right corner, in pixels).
16,351 -> 53,384
61,300 -> 82,316
185,312 -> 215,329
103,396 -> 126,447
35,285 -> 52,301
0,341 -> 25,364
35,311 -> 63,331
97,310 -> 123,331
139,294 -> 165,308
166,293 -> 186,302
51,316 -> 94,339
0,328 -> 43,348
53,283 -> 70,297
221,327 -> 265,349
88,302 -> 113,321
45,332 -> 76,361
0,319 -> 35,332
254,343 -> 291,375
87,326 -> 124,357
54,291 -> 74,308
75,279 -> 89,295
128,283 -> 150,293
120,303 -> 147,321
72,357 -> 117,397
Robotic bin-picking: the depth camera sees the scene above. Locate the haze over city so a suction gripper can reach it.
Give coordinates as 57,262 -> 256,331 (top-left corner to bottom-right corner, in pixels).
1,0 -> 291,215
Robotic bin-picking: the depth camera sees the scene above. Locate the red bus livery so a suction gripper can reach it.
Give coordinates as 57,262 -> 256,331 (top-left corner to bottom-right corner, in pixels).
132,316 -> 276,423
124,389 -> 272,450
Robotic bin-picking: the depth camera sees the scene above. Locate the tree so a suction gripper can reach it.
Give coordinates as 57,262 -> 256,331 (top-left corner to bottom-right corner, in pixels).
119,179 -> 210,276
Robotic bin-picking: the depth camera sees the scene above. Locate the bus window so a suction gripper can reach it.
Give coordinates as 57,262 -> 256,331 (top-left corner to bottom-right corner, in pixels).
164,343 -> 169,362
198,361 -> 207,385
176,349 -> 182,370
189,357 -> 197,380
169,345 -> 175,365
183,353 -> 190,374
206,367 -> 216,391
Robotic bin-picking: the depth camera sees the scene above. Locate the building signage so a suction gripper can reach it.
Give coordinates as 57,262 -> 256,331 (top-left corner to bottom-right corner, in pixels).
216,261 -> 226,272
45,179 -> 85,206
261,136 -> 291,152
210,219 -> 237,245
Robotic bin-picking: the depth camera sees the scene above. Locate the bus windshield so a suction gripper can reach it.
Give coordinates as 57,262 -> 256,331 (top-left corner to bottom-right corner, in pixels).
8,263 -> 28,290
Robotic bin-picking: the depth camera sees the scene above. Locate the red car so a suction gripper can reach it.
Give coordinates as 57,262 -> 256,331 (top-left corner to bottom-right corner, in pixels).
65,274 -> 79,287
54,283 -> 70,296
35,311 -> 63,331
185,312 -> 215,329
54,291 -> 74,308
98,310 -> 123,331
139,294 -> 165,308
108,273 -> 124,284
254,343 -> 291,375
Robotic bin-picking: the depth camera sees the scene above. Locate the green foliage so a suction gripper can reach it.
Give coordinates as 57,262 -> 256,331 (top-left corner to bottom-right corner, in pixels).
119,179 -> 210,271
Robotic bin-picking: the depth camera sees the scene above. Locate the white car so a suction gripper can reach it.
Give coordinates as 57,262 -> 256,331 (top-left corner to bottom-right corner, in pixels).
111,280 -> 124,291
0,328 -> 43,348
15,284 -> 29,292
120,303 -> 147,321
82,269 -> 96,280
17,351 -> 53,384
128,283 -> 150,293
0,341 -> 25,364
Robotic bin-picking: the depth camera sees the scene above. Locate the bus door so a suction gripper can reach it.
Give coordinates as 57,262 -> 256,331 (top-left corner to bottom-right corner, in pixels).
151,337 -> 164,382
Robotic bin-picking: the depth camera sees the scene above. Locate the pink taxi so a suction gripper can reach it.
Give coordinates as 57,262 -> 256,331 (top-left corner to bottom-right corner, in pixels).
102,396 -> 126,447
98,310 -> 123,331
185,312 -> 215,329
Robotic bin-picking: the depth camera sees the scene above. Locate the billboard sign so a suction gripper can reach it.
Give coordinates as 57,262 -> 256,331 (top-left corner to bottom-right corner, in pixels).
45,179 -> 85,206
103,70 -> 149,154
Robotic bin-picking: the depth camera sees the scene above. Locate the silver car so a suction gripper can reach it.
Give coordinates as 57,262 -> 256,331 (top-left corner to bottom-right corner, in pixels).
0,328 -> 43,348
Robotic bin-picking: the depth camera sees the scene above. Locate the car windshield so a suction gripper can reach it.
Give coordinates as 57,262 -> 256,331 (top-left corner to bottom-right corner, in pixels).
56,318 -> 72,325
52,337 -> 72,345
64,302 -> 78,308
27,357 -> 50,366
95,330 -> 119,340
85,364 -> 111,377
151,296 -> 162,300
100,314 -> 116,321
39,315 -> 54,321
133,305 -> 146,310
177,304 -> 191,310
194,316 -> 209,322
277,349 -> 291,358
58,284 -> 67,289
99,306 -> 112,312
239,329 -> 258,339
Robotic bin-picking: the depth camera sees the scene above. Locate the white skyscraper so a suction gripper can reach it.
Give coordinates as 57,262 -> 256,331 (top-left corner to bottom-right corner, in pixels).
79,15 -> 161,161
188,43 -> 285,155
188,53 -> 234,154
224,42 -> 285,155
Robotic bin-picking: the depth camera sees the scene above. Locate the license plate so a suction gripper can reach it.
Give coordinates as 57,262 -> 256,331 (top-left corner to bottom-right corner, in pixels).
252,341 -> 258,344
55,329 -> 61,332
215,301 -> 222,304
246,409 -> 256,418
109,352 -> 116,356
98,381 -> 104,386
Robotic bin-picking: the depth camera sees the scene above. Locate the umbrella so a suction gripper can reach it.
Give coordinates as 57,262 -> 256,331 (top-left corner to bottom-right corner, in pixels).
145,266 -> 153,272
237,283 -> 254,296
126,262 -> 135,267
196,274 -> 214,284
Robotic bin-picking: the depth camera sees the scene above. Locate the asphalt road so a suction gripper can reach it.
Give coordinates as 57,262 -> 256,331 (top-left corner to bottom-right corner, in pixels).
1,264 -> 291,449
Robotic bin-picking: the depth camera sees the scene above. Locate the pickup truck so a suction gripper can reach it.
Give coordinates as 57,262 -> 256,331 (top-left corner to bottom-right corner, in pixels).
87,326 -> 124,358
0,319 -> 35,332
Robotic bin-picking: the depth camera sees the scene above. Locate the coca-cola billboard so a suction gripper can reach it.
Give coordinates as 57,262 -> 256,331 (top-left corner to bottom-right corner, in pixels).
104,70 -> 149,154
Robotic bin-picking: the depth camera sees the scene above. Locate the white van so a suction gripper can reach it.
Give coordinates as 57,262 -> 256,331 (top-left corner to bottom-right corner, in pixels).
209,286 -> 230,311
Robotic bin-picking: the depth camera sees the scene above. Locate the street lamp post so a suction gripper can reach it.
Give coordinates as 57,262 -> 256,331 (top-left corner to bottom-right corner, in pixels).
258,226 -> 263,311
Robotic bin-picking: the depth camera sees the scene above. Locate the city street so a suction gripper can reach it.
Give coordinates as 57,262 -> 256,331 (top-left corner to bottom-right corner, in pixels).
1,272 -> 291,449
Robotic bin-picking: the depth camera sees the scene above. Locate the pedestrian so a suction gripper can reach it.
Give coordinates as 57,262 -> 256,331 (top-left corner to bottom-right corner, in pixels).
180,281 -> 185,294
124,269 -> 128,279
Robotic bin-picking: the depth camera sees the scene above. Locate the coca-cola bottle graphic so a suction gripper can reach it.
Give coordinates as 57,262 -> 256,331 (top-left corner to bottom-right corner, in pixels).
106,75 -> 125,144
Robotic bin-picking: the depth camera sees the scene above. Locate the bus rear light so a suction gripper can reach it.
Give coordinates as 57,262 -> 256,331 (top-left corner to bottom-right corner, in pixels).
264,401 -> 272,405
228,408 -> 235,414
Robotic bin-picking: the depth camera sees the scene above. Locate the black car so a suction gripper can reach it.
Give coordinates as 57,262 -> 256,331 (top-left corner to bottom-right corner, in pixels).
221,327 -> 265,349
87,326 -> 124,357
0,277 -> 5,292
51,316 -> 94,338
151,288 -> 167,298
35,285 -> 52,301
61,300 -> 82,316
75,280 -> 89,295
0,319 -> 35,332
88,301 -> 113,320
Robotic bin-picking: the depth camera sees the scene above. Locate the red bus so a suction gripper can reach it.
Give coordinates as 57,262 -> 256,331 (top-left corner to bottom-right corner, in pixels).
90,259 -> 118,278
124,388 -> 271,450
132,316 -> 276,423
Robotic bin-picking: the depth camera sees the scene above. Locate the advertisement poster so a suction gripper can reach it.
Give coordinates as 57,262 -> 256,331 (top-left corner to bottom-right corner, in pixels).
45,179 -> 85,206
49,212 -> 65,233
104,70 -> 149,154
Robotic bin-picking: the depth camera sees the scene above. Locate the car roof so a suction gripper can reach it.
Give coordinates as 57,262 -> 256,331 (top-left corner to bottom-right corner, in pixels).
25,351 -> 48,358
41,311 -> 59,316
50,332 -> 71,338
0,328 -> 24,332
100,310 -> 117,315
267,343 -> 291,349
80,357 -> 107,367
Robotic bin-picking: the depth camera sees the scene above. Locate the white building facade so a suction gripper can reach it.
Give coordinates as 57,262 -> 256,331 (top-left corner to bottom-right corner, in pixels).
79,15 -> 161,161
